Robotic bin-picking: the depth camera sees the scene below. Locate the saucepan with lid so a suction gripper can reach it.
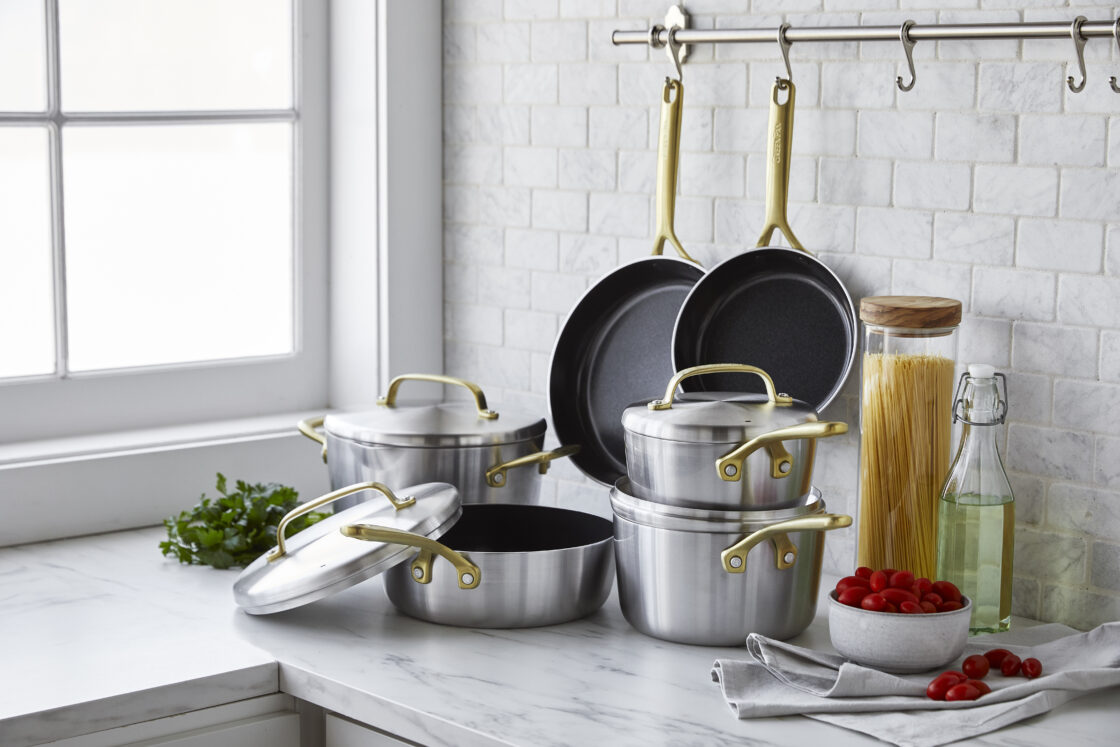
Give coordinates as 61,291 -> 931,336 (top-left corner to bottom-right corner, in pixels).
621,364 -> 847,510
609,478 -> 851,646
233,481 -> 614,628
298,373 -> 577,511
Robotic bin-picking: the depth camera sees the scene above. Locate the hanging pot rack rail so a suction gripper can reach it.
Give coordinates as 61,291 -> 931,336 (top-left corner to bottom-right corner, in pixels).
612,8 -> 1120,93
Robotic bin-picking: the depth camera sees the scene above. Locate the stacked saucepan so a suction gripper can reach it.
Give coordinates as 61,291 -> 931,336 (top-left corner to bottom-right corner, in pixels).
233,374 -> 615,629
610,363 -> 853,646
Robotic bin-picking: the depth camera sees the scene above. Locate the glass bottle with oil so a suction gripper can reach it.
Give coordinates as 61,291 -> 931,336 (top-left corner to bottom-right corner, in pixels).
935,364 -> 1014,634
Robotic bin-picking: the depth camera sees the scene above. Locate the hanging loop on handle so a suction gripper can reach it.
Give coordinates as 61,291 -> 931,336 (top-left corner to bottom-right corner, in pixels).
896,20 -> 918,92
1067,16 -> 1088,93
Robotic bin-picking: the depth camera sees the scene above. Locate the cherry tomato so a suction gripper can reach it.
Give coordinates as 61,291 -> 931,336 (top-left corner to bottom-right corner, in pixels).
837,586 -> 871,607
938,601 -> 964,612
912,577 -> 933,596
1000,653 -> 1022,676
922,592 -> 944,607
889,570 -> 915,589
899,600 -> 923,614
919,601 -> 938,614
881,568 -> 899,576
836,575 -> 871,593
883,601 -> 899,613
962,654 -> 990,679
983,649 -> 1012,667
880,587 -> 920,606
855,566 -> 874,579
940,670 -> 967,683
931,580 -> 962,603
926,672 -> 963,700
964,679 -> 991,695
869,570 -> 889,592
860,593 -> 888,612
945,683 -> 982,701
1021,658 -> 1043,679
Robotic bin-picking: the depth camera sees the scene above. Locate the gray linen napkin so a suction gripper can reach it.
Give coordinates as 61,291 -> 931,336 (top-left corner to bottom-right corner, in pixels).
712,621 -> 1120,747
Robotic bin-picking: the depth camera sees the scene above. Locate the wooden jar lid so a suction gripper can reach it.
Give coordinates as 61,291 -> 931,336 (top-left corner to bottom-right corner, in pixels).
859,296 -> 962,328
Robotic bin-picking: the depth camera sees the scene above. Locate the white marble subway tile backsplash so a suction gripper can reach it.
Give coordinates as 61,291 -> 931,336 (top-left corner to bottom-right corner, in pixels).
442,1 -> 1120,630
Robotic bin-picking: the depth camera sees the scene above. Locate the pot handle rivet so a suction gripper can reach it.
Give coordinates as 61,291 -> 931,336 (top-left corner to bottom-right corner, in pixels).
729,556 -> 743,569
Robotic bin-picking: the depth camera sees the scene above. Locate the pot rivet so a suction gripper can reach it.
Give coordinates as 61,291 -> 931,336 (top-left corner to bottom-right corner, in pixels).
413,567 -> 424,579
779,461 -> 791,474
494,473 -> 504,484
724,464 -> 737,477
729,555 -> 743,569
462,573 -> 475,585
784,551 -> 796,564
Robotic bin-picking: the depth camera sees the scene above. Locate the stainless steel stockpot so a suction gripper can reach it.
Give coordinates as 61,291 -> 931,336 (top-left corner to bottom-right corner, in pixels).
610,478 -> 851,646
299,374 -> 576,511
621,364 -> 847,510
234,482 -> 615,628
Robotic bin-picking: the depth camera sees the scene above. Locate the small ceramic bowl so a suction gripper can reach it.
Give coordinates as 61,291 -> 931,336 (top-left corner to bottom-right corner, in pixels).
827,590 -> 972,673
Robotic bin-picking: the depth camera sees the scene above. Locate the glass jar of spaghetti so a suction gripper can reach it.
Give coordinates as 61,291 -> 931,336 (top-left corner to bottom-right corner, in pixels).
857,296 -> 961,580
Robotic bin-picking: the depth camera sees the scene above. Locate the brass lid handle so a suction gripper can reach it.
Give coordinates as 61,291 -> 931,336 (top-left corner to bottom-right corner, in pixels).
267,482 -> 415,562
648,363 -> 792,411
485,445 -> 580,488
716,421 -> 848,482
378,374 -> 498,420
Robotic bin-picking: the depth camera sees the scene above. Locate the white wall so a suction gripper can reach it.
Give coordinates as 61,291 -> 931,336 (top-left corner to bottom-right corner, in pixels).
440,0 -> 1120,630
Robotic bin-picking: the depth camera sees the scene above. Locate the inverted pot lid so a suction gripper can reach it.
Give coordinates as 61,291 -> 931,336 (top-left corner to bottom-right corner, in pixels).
233,481 -> 460,615
622,391 -> 817,444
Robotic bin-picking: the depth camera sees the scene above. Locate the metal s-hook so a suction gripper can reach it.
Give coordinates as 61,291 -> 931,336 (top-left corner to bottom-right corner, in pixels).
896,20 -> 917,92
1110,18 -> 1120,93
776,23 -> 793,85
1067,15 -> 1088,93
666,26 -> 685,82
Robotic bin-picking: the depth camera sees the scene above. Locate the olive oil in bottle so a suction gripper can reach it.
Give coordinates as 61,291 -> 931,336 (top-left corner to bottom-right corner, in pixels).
935,364 -> 1015,634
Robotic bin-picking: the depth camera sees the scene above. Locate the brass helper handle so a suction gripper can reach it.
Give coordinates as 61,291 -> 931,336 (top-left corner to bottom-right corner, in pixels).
267,481 -> 415,562
756,79 -> 806,253
485,444 -> 581,488
651,77 -> 698,264
341,523 -> 481,590
721,513 -> 852,573
377,374 -> 498,420
716,421 -> 849,482
648,364 -> 793,411
297,415 -> 328,463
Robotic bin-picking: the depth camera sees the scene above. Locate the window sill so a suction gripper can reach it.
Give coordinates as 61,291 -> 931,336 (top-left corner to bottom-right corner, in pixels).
0,412 -> 333,548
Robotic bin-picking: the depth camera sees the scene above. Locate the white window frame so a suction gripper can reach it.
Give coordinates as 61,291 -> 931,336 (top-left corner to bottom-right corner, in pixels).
0,0 -> 443,547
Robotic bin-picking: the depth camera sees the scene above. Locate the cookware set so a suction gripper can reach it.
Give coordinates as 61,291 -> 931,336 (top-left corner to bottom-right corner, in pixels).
235,72 -> 854,646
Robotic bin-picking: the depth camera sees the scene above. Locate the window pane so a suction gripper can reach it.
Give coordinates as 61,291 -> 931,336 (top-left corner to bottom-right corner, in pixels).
0,0 -> 47,111
63,123 -> 293,372
59,0 -> 292,112
0,128 -> 55,378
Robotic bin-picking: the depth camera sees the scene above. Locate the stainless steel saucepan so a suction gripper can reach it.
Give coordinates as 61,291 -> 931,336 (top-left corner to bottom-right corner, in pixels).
610,478 -> 851,646
233,481 -> 614,629
298,374 -> 576,510
621,364 -> 847,509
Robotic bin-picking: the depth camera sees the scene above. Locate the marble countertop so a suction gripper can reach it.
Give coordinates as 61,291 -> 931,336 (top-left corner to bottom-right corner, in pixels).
2,527 -> 1117,747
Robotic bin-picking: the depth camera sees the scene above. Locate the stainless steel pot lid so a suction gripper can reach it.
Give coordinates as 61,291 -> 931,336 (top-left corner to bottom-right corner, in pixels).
233,481 -> 460,615
325,373 -> 545,448
610,477 -> 823,533
621,365 -> 817,444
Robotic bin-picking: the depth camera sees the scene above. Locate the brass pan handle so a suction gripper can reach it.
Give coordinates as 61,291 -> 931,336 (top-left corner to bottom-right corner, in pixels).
756,79 -> 807,253
648,364 -> 793,411
297,415 -> 327,462
267,481 -> 415,562
378,374 -> 498,420
485,445 -> 580,488
651,77 -> 698,264
716,421 -> 849,482
721,513 -> 852,573
341,523 -> 481,590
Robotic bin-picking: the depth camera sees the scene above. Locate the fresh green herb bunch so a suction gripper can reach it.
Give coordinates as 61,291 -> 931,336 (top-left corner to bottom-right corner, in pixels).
160,473 -> 326,569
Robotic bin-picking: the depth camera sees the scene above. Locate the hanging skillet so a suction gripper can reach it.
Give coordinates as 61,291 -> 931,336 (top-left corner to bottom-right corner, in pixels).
549,40 -> 704,486
671,78 -> 856,412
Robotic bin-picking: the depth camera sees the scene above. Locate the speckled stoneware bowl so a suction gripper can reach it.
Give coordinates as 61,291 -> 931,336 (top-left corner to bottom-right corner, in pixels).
827,590 -> 972,673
